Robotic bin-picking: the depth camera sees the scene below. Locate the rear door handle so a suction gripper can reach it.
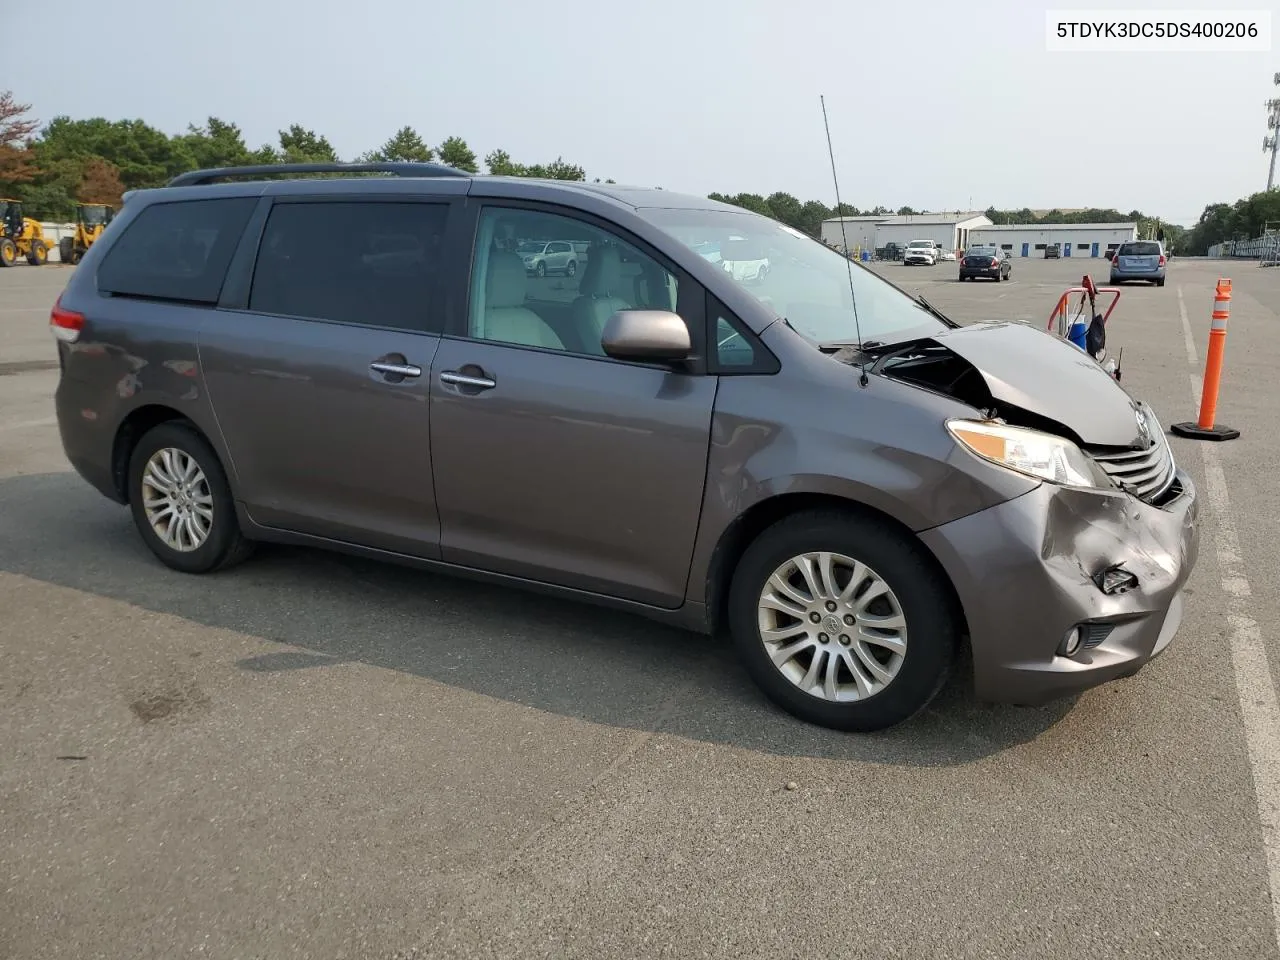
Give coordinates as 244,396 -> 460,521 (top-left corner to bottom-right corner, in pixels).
371,361 -> 422,378
439,370 -> 496,390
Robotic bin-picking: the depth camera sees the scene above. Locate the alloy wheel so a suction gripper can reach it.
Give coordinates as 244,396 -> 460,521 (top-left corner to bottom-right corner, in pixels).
140,447 -> 214,553
756,551 -> 908,702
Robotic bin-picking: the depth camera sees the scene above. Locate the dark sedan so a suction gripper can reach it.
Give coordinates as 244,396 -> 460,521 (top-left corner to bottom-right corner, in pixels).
959,246 -> 1011,281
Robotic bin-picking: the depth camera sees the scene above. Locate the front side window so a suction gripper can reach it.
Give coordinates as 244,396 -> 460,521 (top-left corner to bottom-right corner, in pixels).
469,207 -> 681,356
98,198 -> 258,304
644,207 -> 947,348
249,201 -> 448,331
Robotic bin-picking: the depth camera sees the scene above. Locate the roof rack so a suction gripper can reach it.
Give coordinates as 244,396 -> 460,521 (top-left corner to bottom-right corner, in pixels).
166,161 -> 470,188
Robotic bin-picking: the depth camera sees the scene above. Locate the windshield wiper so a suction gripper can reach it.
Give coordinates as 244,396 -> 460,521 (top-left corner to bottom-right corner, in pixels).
818,339 -> 886,354
916,294 -> 952,325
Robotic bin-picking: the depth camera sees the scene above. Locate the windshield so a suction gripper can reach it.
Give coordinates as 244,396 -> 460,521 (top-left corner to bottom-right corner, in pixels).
966,246 -> 996,256
907,240 -> 933,248
516,240 -> 545,254
80,206 -> 108,226
643,207 -> 948,347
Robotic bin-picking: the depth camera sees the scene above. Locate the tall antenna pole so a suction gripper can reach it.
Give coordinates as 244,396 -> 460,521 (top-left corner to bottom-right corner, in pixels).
819,95 -> 869,387
1266,73 -> 1280,191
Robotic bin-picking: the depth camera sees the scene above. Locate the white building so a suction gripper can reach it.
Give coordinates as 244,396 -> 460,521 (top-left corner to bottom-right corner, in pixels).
820,215 -> 886,253
871,212 -> 993,255
967,222 -> 1138,258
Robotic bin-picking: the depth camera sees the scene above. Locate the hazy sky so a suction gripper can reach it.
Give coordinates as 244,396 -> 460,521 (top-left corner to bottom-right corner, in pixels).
9,0 -> 1279,225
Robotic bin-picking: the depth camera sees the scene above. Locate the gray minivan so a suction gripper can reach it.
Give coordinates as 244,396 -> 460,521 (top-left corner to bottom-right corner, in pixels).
49,162 -> 1200,732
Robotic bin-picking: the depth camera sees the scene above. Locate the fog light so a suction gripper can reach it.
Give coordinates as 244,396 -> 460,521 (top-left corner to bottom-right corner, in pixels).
1059,626 -> 1083,658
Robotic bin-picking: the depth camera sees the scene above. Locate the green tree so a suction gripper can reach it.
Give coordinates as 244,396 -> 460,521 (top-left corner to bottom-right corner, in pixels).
35,116 -> 195,189
484,148 -> 520,176
765,192 -> 804,229
180,117 -> 259,169
437,135 -> 477,172
278,125 -> 337,164
483,149 -> 585,180
365,126 -> 434,163
798,200 -> 833,236
526,157 -> 586,181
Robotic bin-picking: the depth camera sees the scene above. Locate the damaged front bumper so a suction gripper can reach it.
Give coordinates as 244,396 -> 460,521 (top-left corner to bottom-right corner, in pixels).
918,468 -> 1200,705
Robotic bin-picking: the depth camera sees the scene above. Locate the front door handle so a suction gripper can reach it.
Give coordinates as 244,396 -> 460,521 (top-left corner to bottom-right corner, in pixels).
439,370 -> 496,390
371,361 -> 422,379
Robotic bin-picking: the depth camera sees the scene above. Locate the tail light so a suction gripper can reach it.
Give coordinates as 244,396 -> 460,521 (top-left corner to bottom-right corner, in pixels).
1158,255 -> 1167,266
50,295 -> 84,343
990,258 -> 1000,266
960,258 -> 967,266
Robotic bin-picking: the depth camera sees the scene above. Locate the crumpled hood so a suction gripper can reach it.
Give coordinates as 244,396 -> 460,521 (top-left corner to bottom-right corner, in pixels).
928,321 -> 1145,447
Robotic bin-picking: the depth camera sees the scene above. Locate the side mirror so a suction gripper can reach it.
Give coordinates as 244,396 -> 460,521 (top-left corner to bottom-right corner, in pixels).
601,310 -> 691,362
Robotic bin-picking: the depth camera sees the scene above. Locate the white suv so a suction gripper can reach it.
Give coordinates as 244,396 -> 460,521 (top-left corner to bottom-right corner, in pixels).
903,240 -> 938,266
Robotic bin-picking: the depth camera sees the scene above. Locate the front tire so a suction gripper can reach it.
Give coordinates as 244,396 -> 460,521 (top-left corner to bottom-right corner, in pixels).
0,238 -> 16,267
728,509 -> 959,732
27,239 -> 47,266
127,422 -> 254,574
535,261 -> 547,278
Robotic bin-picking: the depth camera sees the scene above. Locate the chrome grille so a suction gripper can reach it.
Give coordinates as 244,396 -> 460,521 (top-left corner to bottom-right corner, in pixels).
1087,407 -> 1176,504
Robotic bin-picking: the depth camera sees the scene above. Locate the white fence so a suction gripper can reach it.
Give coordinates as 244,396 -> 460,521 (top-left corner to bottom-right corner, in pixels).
1206,233 -> 1280,261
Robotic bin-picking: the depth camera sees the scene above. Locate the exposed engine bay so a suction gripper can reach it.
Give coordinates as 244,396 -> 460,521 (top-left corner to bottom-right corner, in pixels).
868,340 -> 1076,440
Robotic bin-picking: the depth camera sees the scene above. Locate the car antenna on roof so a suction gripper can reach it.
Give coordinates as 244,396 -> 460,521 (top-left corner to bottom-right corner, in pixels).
820,95 -> 869,388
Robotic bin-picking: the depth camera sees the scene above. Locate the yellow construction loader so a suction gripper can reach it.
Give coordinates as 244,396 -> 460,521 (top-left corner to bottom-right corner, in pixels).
0,198 -> 52,267
59,203 -> 114,265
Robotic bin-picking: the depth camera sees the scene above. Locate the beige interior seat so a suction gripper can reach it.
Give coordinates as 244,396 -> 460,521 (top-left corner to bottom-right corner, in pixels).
481,251 -> 564,350
571,244 -> 631,353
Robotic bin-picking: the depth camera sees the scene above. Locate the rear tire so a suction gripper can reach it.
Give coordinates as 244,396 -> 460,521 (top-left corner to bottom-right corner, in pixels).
728,509 -> 959,732
566,260 -> 577,278
127,422 -> 255,574
59,236 -> 73,263
1156,279 -> 1165,287
0,238 -> 16,267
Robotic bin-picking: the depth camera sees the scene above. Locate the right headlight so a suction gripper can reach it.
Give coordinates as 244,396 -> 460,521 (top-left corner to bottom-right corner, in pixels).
947,419 -> 1102,488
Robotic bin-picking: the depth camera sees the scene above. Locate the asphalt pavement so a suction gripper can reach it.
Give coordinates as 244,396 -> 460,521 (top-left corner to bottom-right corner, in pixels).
2,256 -> 1279,959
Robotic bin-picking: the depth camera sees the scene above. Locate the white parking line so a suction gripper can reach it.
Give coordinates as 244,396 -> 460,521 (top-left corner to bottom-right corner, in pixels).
1178,284 -> 1280,954
1177,287 -> 1199,364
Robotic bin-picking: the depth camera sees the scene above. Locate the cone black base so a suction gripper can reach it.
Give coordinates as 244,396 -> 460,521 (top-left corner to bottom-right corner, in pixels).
1170,421 -> 1240,441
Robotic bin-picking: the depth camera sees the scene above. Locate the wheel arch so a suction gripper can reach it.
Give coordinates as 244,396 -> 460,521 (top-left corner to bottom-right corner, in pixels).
111,405 -> 207,503
702,492 -> 970,643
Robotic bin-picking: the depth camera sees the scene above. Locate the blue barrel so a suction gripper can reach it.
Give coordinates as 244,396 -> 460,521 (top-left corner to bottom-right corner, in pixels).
1067,321 -> 1089,351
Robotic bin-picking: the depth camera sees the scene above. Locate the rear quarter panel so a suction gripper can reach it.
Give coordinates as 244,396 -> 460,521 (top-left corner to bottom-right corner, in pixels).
56,280 -> 231,502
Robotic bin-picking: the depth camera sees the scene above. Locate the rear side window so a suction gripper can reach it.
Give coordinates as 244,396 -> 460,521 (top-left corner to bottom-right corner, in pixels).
249,201 -> 449,331
98,198 -> 257,304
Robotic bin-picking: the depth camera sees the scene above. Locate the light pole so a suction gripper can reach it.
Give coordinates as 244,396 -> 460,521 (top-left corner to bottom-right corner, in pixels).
1267,73 -> 1280,191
